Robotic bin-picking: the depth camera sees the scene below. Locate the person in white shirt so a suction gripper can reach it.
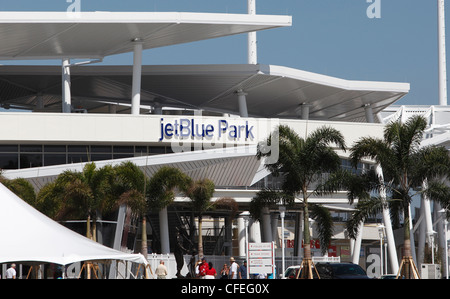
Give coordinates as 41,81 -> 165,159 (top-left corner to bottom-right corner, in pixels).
6,264 -> 16,279
155,260 -> 168,279
229,257 -> 238,279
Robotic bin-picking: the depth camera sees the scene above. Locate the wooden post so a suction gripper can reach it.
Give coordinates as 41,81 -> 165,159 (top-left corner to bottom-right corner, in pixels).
296,258 -> 320,279
396,256 -> 420,279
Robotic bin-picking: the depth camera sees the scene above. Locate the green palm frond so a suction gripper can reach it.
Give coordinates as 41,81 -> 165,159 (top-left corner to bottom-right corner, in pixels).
310,204 -> 334,256
346,197 -> 386,239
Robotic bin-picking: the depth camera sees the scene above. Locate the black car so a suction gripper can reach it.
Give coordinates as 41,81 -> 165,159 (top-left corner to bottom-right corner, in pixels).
314,262 -> 370,279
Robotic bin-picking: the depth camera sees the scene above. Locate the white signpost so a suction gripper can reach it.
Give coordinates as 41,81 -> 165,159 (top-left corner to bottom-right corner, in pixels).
248,242 -> 275,278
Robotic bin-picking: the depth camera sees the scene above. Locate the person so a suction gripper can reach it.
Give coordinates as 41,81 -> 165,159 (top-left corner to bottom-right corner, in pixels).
256,272 -> 267,279
239,260 -> 247,279
205,262 -> 217,279
198,258 -> 208,279
220,264 -> 229,279
194,260 -> 202,277
6,264 -> 16,279
174,227 -> 189,278
229,257 -> 239,279
155,260 -> 168,279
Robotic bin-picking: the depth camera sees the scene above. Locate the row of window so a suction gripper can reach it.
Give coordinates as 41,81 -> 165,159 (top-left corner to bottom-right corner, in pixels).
0,145 -> 174,170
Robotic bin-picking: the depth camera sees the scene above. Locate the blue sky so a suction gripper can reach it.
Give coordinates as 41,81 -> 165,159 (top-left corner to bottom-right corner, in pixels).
0,0 -> 446,106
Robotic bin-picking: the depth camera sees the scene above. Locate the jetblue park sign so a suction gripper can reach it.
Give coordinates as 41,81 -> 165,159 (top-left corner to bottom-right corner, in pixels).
159,118 -> 255,141
156,116 -> 280,165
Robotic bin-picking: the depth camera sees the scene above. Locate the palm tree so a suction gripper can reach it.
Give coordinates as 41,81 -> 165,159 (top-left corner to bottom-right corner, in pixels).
146,166 -> 191,254
185,178 -> 215,259
0,174 -> 36,207
255,124 -> 346,279
114,161 -> 148,257
348,115 -> 450,278
46,163 -> 116,241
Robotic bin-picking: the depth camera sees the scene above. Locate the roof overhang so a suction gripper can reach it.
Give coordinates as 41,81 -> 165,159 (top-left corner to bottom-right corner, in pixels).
3,146 -> 262,190
0,64 -> 410,122
0,11 -> 292,60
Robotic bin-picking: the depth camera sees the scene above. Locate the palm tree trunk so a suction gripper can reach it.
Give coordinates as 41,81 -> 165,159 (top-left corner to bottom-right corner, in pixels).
303,200 -> 312,260
92,217 -> 97,242
86,214 -> 92,239
298,188 -> 316,279
141,216 -> 148,259
198,214 -> 204,258
404,210 -> 412,258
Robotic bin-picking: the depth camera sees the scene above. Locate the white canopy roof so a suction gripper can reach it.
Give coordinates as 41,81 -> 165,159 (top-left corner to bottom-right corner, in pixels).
0,64 -> 409,122
0,183 -> 147,266
0,11 -> 291,60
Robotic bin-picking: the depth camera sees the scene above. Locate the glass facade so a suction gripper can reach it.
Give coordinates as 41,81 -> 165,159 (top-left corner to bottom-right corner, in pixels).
0,144 -> 175,170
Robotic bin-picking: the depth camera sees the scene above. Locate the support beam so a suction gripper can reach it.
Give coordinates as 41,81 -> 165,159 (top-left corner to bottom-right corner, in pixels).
366,108 -> 399,273
352,222 -> 363,264
159,207 -> 170,254
364,104 -> 375,123
376,164 -> 400,274
131,41 -> 143,115
301,103 -> 311,120
237,90 -> 249,118
238,217 -> 246,257
62,58 -> 72,113
247,0 -> 257,64
261,207 -> 273,242
438,0 -> 448,106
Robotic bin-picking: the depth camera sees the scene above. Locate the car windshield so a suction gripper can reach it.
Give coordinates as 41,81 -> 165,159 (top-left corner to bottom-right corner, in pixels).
330,264 -> 366,276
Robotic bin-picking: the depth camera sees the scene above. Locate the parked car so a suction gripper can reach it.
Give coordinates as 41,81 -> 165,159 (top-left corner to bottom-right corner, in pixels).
314,262 -> 370,279
281,265 -> 300,279
380,274 -> 397,279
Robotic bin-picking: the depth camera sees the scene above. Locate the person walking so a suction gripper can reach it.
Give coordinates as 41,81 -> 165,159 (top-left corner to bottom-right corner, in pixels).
239,260 -> 247,279
155,260 -> 168,279
229,257 -> 239,279
6,264 -> 16,279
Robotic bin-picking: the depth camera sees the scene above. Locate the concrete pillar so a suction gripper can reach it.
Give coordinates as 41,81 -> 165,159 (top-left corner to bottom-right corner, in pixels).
238,217 -> 246,257
364,104 -> 375,124
131,41 -> 143,115
159,207 -> 170,254
62,58 -> 72,113
261,207 -> 272,242
301,104 -> 311,120
237,90 -> 249,118
247,0 -> 257,65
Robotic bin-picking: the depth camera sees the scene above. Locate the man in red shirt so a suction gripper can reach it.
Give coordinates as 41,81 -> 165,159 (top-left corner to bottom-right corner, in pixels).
205,262 -> 217,279
199,258 -> 208,278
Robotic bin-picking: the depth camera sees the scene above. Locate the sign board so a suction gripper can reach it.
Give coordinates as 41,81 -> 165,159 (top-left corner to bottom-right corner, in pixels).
248,242 -> 275,275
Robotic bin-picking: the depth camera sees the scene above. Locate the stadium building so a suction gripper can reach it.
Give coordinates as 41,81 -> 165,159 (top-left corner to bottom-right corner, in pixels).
3,4 -> 443,279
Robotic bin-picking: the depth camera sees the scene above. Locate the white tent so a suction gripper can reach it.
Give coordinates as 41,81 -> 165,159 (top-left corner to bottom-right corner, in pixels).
0,183 -> 147,268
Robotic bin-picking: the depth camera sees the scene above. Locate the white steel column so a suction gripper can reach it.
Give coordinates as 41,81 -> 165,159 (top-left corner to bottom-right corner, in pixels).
237,90 -> 249,117
131,41 -> 143,115
364,104 -> 375,124
367,110 -> 399,274
238,217 -> 246,257
376,164 -> 400,273
438,0 -> 448,106
159,207 -> 170,254
248,0 -> 257,64
301,103 -> 311,120
422,180 -> 435,251
352,222 -> 363,264
62,58 -> 72,113
261,207 -> 273,242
